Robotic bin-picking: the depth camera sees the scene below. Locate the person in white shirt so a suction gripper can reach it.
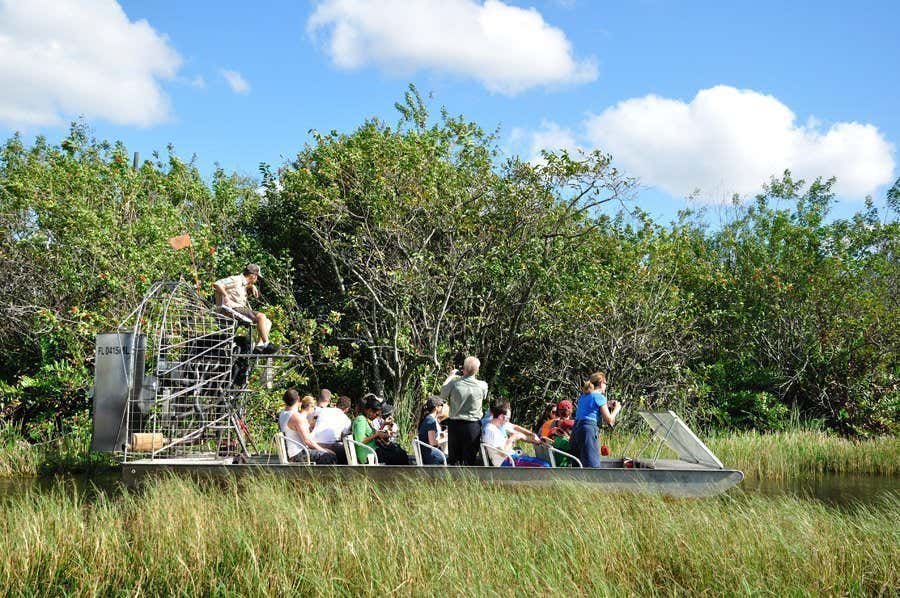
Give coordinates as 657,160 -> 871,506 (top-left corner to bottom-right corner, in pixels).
311,394 -> 352,464
481,400 -> 547,467
278,390 -> 337,464
314,388 -> 332,416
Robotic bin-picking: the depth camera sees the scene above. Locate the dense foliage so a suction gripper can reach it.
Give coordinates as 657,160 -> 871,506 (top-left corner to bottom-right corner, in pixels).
1,89 -> 897,440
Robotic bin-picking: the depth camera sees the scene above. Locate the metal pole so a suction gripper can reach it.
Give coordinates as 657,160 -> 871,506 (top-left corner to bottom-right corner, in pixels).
132,152 -> 139,170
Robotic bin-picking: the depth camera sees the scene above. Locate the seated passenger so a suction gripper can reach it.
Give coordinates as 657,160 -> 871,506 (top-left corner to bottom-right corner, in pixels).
540,400 -> 573,439
536,402 -> 557,438
372,402 -> 398,443
417,396 -> 447,465
371,402 -> 410,465
278,390 -> 337,464
481,401 -> 549,467
482,403 -> 533,438
351,397 -> 409,465
314,388 -> 332,416
550,419 -> 576,467
311,394 -> 352,464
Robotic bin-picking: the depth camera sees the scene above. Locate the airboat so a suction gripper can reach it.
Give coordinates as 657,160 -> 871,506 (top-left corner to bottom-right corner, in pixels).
92,280 -> 743,497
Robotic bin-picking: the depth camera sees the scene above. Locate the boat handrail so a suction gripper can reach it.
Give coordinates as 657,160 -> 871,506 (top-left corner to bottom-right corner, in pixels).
547,444 -> 582,468
342,435 -> 379,465
274,433 -> 312,465
480,443 -> 515,467
411,438 -> 447,466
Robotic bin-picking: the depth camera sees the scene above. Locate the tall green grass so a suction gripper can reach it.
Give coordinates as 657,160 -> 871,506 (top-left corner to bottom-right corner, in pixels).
0,424 -> 40,478
0,476 -> 896,596
0,423 -> 114,478
596,429 -> 900,479
707,430 -> 900,479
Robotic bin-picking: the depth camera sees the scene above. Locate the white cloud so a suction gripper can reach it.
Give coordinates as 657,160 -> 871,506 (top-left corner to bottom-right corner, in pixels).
307,0 -> 597,94
521,86 -> 895,200
220,69 -> 250,94
0,0 -> 181,128
586,86 -> 895,200
511,120 -> 580,164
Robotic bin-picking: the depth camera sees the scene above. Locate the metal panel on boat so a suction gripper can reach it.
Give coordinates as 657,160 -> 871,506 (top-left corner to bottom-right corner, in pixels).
92,332 -> 143,451
639,411 -> 724,469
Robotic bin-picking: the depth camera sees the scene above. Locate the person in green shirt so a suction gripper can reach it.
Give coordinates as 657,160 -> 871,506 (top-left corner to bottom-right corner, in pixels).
550,419 -> 576,467
351,397 -> 389,464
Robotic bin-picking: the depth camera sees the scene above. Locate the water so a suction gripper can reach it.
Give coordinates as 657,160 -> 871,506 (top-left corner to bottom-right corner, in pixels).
0,471 -> 897,509
740,473 -> 900,508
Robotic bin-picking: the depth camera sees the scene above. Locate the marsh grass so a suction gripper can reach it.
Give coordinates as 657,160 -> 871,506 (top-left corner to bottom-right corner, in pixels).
0,423 -> 115,478
596,429 -> 900,479
706,431 -> 900,479
0,475 -> 897,596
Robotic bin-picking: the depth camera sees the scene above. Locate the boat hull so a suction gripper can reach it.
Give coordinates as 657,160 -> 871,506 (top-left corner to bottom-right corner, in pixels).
122,459 -> 744,497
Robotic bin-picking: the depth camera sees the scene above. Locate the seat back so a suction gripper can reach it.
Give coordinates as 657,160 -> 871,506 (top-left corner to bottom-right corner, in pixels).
412,439 -> 447,466
343,435 -> 379,465
411,438 -> 423,465
342,435 -> 358,465
274,433 -> 288,464
480,443 -> 515,467
276,433 -> 312,465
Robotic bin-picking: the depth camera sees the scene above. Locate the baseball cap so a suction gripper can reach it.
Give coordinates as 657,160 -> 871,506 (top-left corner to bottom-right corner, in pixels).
557,400 -> 573,411
425,396 -> 444,411
245,263 -> 262,277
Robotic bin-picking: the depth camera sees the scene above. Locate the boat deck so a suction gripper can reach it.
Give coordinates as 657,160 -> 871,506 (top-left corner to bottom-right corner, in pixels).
121,456 -> 743,497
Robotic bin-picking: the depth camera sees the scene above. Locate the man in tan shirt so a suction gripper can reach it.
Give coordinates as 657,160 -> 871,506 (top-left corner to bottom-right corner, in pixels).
213,263 -> 277,354
440,355 -> 488,465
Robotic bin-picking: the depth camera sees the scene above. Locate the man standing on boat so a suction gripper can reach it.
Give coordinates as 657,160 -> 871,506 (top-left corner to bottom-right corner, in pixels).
213,263 -> 278,354
441,355 -> 488,466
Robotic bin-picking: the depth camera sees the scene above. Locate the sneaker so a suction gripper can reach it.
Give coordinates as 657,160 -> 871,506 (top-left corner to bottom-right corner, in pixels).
252,343 -> 267,354
261,343 -> 280,354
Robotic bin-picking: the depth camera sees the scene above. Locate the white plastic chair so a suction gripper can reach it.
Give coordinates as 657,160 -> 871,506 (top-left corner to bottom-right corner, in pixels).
480,443 -> 515,467
342,435 -> 379,465
274,433 -> 312,465
411,438 -> 447,466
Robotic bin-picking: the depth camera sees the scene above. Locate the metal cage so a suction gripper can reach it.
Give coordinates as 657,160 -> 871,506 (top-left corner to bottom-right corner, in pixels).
116,280 -> 254,462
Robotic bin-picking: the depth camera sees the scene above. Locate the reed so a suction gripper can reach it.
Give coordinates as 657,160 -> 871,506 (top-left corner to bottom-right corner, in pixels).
0,475 -> 896,596
0,423 -> 115,478
0,424 -> 40,477
596,429 -> 900,479
706,430 -> 900,479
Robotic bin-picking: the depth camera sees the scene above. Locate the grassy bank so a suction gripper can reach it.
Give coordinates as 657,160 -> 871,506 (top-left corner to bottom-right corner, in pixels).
0,425 -> 115,478
594,429 -> 900,479
707,430 -> 900,479
0,476 -> 896,595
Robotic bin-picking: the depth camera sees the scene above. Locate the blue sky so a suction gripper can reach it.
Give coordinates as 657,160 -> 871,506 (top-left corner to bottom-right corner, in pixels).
1,0 -> 897,223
